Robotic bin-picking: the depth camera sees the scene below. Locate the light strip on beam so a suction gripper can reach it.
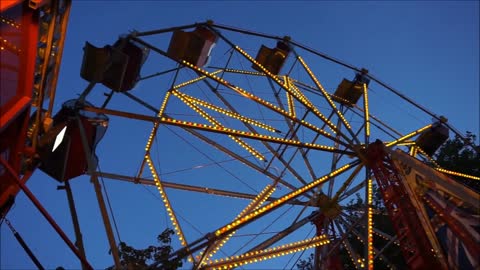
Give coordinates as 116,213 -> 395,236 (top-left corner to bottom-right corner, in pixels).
200,184 -> 277,264
180,59 -> 344,146
363,83 -> 370,138
173,69 -> 223,89
179,91 -> 278,133
385,124 -> 432,147
415,146 -> 439,167
204,235 -> 330,269
367,178 -> 374,270
160,116 -> 343,153
234,46 -> 338,135
172,90 -> 266,161
435,168 -> 480,180
223,68 -> 266,76
286,80 -> 296,118
145,155 -> 192,261
214,164 -> 352,237
297,56 -> 353,132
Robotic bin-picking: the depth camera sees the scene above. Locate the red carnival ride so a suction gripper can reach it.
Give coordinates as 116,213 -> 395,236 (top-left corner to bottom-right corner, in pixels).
1,1 -> 479,269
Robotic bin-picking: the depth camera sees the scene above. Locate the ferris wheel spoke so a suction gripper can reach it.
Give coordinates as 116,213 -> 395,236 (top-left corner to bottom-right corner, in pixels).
172,90 -> 267,161
161,116 -> 354,154
270,137 -> 318,186
94,171 -> 308,205
229,43 -> 353,146
292,79 -> 377,148
337,215 -> 396,269
313,214 -> 362,268
338,178 -> 367,202
268,87 -> 323,182
341,211 -> 400,248
374,238 -> 399,269
144,155 -> 195,262
204,77 -> 340,155
339,213 -> 397,269
197,184 -> 278,267
296,56 -> 361,146
331,164 -> 364,203
362,83 -> 371,143
179,58 -> 352,150
177,90 -> 279,133
174,69 -> 224,90
290,201 -> 315,226
385,124 -> 433,147
282,76 -> 339,137
202,234 -> 330,270
184,84 -> 319,187
286,76 -> 354,147
326,112 -> 345,198
138,66 -> 183,81
366,175 -> 374,270
214,161 -> 358,239
208,66 -> 266,77
347,105 -> 403,141
247,211 -> 319,254
350,101 -> 403,143
333,220 -> 363,269
261,96 -> 315,184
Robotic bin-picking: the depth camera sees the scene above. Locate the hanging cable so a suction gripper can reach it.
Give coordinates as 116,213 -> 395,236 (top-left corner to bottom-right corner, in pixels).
165,125 -> 258,193
5,218 -> 45,270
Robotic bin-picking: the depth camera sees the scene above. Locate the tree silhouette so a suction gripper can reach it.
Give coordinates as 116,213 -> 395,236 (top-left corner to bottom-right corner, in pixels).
106,228 -> 182,270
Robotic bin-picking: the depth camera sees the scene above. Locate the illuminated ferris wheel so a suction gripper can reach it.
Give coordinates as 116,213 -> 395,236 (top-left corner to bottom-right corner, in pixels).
1,3 -> 479,269
65,21 -> 477,269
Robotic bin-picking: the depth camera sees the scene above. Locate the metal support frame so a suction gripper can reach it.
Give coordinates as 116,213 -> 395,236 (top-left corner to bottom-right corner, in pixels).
75,115 -> 121,269
131,35 -> 351,150
4,218 -> 45,270
0,157 -> 93,270
82,105 -> 356,156
201,79 -> 312,187
92,171 -> 306,206
421,193 -> 480,259
368,142 -> 447,270
61,180 -> 88,270
41,21 -> 476,269
164,161 -> 358,262
46,0 -> 72,115
207,22 -> 476,147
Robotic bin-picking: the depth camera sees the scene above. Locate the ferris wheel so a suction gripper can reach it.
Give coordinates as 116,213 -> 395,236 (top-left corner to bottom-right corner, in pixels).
58,21 -> 477,270
1,3 -> 479,269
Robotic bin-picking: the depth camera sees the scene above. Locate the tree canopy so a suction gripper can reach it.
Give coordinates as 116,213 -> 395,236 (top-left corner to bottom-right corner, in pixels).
434,132 -> 480,191
106,228 -> 182,270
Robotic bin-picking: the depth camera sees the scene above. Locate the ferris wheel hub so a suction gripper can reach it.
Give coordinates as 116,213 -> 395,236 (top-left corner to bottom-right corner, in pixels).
316,194 -> 341,219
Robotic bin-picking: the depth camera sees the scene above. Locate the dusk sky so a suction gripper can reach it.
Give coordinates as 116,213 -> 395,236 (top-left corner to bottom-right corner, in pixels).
1,1 -> 478,269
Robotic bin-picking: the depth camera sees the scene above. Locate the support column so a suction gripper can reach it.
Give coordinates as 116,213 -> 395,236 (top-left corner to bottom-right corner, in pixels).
0,157 -> 94,270
61,180 -> 88,270
76,116 -> 121,269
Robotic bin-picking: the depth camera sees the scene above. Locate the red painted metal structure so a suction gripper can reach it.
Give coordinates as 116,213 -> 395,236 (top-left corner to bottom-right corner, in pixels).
1,1 -> 94,269
0,0 -> 39,217
367,140 -> 446,269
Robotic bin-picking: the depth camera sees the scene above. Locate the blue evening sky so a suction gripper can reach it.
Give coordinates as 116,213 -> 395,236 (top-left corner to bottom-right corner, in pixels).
1,1 -> 478,270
